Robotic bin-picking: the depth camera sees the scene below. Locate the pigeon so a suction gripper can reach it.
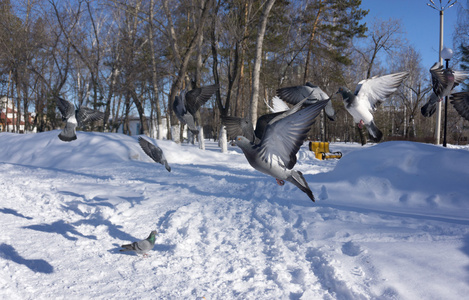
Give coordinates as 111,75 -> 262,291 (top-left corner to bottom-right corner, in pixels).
421,62 -> 469,117
138,137 -> 171,172
276,82 -> 336,121
173,84 -> 219,135
336,71 -> 409,142
120,230 -> 157,257
450,91 -> 469,121
55,96 -> 104,142
234,99 -> 329,202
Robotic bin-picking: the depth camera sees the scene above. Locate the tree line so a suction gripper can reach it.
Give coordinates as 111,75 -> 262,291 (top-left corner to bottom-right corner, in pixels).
1,0 -> 468,146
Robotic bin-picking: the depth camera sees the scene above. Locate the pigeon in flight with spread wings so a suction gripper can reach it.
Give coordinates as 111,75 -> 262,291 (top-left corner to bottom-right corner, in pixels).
138,137 -> 171,172
55,96 -> 104,142
234,99 -> 329,202
336,72 -> 409,142
421,62 -> 469,117
276,82 -> 336,121
173,84 -> 218,135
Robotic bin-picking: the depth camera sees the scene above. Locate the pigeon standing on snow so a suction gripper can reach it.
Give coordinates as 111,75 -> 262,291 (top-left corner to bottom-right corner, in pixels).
120,230 -> 157,257
450,91 -> 469,121
421,62 -> 469,117
173,84 -> 219,135
336,72 -> 409,142
276,82 -> 336,121
234,99 -> 329,202
138,137 -> 171,172
55,96 -> 104,142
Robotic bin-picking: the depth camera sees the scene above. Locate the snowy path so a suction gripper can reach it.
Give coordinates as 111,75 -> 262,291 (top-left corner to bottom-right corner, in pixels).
1,131 -> 468,299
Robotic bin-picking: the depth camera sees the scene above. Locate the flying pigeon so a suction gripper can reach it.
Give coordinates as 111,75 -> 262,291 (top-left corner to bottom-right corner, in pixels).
55,96 -> 104,142
234,99 -> 329,202
120,230 -> 157,257
173,84 -> 218,135
276,82 -> 336,121
421,62 -> 469,117
138,137 -> 171,172
450,91 -> 469,121
336,71 -> 409,142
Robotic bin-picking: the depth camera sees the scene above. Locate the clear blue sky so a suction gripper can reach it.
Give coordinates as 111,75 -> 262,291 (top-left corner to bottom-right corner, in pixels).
360,0 -> 461,69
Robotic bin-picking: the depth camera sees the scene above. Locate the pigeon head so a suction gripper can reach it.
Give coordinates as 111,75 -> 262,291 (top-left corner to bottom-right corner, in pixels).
147,230 -> 157,243
336,87 -> 351,97
235,136 -> 252,148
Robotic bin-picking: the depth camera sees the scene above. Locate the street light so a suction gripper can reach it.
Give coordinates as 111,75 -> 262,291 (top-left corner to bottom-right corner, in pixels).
427,0 -> 457,145
441,47 -> 453,147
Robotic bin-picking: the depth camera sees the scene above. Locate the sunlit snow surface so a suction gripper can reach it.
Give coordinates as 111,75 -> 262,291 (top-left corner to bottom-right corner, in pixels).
0,130 -> 468,299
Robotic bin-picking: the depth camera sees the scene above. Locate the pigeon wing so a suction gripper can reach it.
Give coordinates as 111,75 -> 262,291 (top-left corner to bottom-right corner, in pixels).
355,72 -> 409,109
77,106 -> 104,126
450,91 -> 469,121
55,96 -> 75,119
185,84 -> 219,115
221,116 -> 255,143
276,85 -> 318,105
257,100 -> 328,170
453,70 -> 469,86
430,62 -> 448,97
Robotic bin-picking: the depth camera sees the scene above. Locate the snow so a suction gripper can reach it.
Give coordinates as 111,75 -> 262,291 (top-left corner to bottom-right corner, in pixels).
0,130 -> 468,299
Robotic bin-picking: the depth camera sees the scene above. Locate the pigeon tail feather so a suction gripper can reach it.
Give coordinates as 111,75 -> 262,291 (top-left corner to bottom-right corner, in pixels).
367,120 -> 383,142
288,170 -> 315,202
58,133 -> 77,142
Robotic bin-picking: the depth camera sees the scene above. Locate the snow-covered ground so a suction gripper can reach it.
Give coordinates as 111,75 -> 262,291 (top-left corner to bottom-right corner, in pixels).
0,130 -> 468,299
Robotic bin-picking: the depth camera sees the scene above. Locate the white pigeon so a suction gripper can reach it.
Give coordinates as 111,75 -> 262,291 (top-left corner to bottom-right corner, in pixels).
276,82 -> 336,121
120,230 -> 157,257
336,71 -> 409,142
138,137 -> 171,172
173,84 -> 218,135
235,99 -> 329,202
55,96 -> 104,142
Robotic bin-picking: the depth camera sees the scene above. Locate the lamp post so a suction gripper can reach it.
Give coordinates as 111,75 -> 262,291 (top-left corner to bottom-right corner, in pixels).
427,0 -> 457,145
441,47 -> 453,147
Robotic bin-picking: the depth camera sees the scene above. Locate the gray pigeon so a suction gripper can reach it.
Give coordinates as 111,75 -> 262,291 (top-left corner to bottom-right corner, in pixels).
120,230 -> 157,257
55,96 -> 104,142
234,99 -> 329,202
173,84 -> 218,135
450,91 -> 469,121
421,62 -> 469,117
336,71 -> 409,142
277,82 -> 336,121
138,137 -> 171,172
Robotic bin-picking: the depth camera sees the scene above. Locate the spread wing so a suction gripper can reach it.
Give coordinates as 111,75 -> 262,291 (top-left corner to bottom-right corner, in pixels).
221,116 -> 255,143
77,106 -> 104,126
257,100 -> 328,169
355,71 -> 409,110
185,84 -> 218,115
55,96 -> 75,119
430,62 -> 449,97
450,91 -> 469,121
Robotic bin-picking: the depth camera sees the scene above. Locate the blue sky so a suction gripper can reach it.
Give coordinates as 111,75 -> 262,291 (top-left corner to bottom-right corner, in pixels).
360,0 -> 461,70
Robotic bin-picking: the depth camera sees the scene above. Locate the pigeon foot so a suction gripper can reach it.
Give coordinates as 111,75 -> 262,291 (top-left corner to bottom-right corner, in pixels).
276,179 -> 285,186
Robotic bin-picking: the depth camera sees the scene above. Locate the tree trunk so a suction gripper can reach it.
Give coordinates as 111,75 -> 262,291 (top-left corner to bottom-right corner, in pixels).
149,0 -> 163,139
250,0 -> 276,128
